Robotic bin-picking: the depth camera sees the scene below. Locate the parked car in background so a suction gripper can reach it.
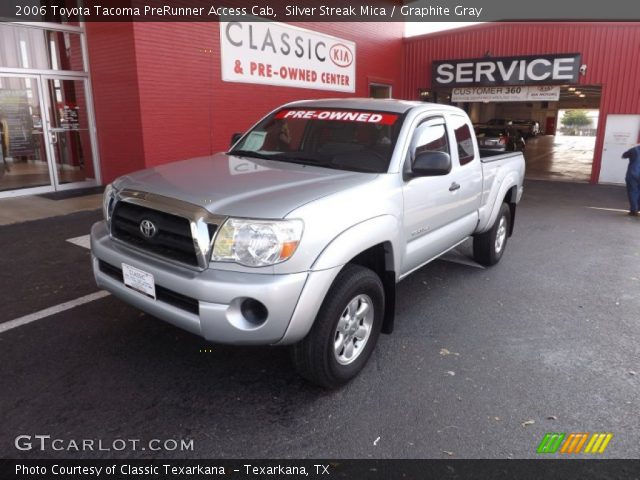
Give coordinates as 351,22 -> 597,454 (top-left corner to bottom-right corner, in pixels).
475,126 -> 526,152
512,120 -> 540,138
486,118 -> 512,127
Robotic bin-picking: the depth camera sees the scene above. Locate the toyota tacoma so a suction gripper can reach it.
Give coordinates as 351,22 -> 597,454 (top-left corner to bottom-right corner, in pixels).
91,98 -> 525,388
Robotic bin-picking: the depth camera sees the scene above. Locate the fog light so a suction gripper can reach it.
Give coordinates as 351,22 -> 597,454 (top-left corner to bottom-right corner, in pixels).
240,298 -> 268,326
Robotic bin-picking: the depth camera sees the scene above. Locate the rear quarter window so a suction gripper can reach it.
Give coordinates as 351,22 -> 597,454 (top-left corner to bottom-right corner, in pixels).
450,116 -> 476,166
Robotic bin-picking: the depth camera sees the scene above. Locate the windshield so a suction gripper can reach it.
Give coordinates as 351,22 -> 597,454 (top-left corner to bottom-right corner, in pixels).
229,108 -> 404,173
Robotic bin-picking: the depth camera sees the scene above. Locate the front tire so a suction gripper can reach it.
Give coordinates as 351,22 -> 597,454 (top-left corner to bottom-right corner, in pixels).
291,264 -> 384,388
473,202 -> 511,266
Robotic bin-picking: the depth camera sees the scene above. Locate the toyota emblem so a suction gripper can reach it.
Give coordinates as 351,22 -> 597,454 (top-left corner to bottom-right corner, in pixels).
139,219 -> 157,238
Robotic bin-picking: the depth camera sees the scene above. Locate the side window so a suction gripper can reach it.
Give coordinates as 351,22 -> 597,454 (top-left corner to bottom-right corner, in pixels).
411,121 -> 449,162
450,115 -> 476,166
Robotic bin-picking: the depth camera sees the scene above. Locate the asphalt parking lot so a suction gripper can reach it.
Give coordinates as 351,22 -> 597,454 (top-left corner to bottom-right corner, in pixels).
1,180 -> 638,459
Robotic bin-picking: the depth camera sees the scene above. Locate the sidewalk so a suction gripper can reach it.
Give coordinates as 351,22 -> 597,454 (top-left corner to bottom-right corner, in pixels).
0,193 -> 102,226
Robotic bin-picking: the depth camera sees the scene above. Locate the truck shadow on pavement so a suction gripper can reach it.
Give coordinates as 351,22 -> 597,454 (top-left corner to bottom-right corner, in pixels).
1,257 -> 485,459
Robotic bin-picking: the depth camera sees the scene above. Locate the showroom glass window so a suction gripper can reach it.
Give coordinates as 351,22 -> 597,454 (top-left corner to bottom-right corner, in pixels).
0,21 -> 97,196
0,24 -> 84,71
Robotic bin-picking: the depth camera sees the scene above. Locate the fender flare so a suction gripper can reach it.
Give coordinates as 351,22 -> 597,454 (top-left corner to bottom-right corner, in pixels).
277,215 -> 401,345
479,175 -> 520,234
311,214 -> 401,272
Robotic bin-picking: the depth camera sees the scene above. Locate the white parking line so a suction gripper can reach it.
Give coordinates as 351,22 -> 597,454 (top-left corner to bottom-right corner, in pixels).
587,207 -> 629,213
67,234 -> 91,250
0,291 -> 111,334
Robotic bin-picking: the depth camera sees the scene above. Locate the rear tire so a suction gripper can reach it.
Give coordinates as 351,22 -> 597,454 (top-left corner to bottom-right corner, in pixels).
473,202 -> 511,266
291,264 -> 384,388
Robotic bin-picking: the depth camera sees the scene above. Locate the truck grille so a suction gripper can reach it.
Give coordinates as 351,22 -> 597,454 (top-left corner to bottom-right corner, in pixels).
111,201 -> 204,266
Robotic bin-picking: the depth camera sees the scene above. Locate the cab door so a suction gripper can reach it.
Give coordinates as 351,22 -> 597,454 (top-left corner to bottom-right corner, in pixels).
400,114 -> 482,277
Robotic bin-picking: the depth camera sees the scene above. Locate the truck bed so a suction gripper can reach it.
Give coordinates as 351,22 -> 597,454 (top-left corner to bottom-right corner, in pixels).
475,149 -> 525,234
479,149 -> 524,163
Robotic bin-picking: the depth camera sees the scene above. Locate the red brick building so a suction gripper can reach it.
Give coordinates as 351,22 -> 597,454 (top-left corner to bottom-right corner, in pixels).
1,20 -> 639,197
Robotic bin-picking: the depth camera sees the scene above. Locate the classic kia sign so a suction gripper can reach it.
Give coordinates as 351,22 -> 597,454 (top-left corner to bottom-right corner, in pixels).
221,21 -> 356,92
432,53 -> 581,87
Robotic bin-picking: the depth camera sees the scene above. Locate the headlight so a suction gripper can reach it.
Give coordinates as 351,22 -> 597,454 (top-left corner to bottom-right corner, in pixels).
102,183 -> 115,222
212,218 -> 304,267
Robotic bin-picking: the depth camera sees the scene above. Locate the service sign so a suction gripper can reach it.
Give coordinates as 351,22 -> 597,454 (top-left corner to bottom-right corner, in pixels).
220,21 -> 356,92
452,85 -> 561,102
433,53 -> 581,87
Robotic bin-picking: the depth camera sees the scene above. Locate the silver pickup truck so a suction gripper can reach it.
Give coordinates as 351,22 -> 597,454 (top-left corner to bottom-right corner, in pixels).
91,99 -> 524,388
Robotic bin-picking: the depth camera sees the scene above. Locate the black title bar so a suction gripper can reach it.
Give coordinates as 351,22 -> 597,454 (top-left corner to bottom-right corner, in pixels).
1,0 -> 640,22
2,459 -> 640,480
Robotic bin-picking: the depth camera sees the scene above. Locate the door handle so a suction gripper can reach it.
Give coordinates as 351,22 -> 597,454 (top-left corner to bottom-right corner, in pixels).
449,182 -> 461,192
49,132 -> 58,145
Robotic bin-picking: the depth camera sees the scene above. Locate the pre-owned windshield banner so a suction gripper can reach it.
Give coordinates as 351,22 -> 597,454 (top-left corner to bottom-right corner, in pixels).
275,109 -> 399,124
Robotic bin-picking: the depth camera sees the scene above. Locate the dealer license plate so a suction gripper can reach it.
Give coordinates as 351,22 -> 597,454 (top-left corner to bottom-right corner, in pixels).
122,263 -> 156,299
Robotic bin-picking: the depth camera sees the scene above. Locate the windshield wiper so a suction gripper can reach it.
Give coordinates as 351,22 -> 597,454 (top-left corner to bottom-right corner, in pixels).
227,150 -> 273,160
269,152 -> 331,167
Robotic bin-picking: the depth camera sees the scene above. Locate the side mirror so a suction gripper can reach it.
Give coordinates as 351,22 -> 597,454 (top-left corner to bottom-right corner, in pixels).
412,151 -> 451,176
230,132 -> 243,147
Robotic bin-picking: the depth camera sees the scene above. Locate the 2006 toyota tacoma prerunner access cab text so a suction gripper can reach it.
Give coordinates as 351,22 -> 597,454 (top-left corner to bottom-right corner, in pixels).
91,99 -> 525,388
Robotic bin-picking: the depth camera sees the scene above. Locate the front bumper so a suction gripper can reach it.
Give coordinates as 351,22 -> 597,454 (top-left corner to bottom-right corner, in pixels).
91,221 -> 334,345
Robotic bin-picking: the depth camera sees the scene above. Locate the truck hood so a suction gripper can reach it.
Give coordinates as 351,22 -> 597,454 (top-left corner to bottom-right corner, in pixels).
113,153 -> 378,218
